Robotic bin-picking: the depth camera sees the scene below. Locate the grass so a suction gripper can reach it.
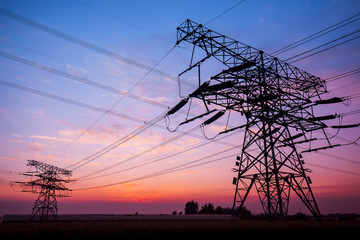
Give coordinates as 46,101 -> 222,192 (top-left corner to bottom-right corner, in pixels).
1,220 -> 360,239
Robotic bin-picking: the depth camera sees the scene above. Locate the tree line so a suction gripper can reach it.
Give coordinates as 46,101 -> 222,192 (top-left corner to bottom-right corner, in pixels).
184,200 -> 251,218
183,201 -> 360,221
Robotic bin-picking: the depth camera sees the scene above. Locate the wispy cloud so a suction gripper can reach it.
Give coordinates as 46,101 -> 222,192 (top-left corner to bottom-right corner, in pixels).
31,135 -> 72,143
12,134 -> 23,138
31,110 -> 44,117
65,63 -> 88,78
27,142 -> 45,152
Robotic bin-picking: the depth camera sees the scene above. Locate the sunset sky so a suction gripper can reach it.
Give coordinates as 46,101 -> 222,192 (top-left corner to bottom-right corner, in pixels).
1,0 -> 360,216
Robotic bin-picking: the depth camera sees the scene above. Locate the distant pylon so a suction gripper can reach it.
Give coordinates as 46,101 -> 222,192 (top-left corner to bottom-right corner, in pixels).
16,160 -> 72,221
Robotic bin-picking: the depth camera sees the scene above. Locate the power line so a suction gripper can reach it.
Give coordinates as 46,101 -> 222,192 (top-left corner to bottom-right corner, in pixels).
290,35 -> 360,64
73,146 -> 241,190
325,68 -> 360,83
73,0 -> 172,44
1,49 -> 247,172
76,125 -> 201,177
0,76 -> 239,147
329,80 -> 360,94
0,7 -> 195,88
0,79 -> 240,173
53,45 -> 175,159
0,79 -> 176,168
316,151 -> 360,166
69,113 -> 166,171
0,77 -> 245,186
0,49 -> 226,142
0,49 -> 224,128
205,0 -> 246,25
0,50 -> 234,130
307,162 -> 360,177
297,145 -> 360,166
0,80 -> 186,171
0,50 -> 169,109
74,99 -> 360,179
339,109 -> 360,117
77,125 -> 242,180
272,12 -> 360,56
347,93 -> 360,100
73,145 -> 360,191
78,129 -> 242,181
0,38 -> 158,89
0,78 -> 159,125
287,29 -> 360,63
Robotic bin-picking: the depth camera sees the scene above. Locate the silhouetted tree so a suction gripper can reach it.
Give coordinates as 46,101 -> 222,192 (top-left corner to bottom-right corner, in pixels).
199,202 -> 215,214
215,206 -> 232,215
185,200 -> 198,214
214,206 -> 222,214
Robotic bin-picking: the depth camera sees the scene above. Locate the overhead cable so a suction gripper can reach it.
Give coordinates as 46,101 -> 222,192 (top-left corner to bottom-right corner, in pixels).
0,7 -> 195,88
74,145 -> 242,190
78,129 -> 242,181
0,79 -> 158,124
0,79 -> 238,152
307,162 -> 360,177
205,0 -> 246,25
74,0 -> 172,43
325,68 -> 360,83
0,50 -> 168,109
272,12 -> 360,56
287,29 -> 360,63
69,113 -> 166,170
76,125 -> 201,178
55,44 -> 175,160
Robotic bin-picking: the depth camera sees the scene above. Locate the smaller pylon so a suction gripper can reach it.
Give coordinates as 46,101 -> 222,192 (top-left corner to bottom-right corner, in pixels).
17,160 -> 72,221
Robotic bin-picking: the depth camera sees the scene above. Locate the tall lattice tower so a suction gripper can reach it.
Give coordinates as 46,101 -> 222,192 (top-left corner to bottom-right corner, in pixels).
166,19 -> 339,221
15,160 -> 72,221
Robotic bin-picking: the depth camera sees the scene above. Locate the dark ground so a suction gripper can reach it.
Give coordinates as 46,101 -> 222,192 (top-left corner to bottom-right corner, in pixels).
1,219 -> 360,239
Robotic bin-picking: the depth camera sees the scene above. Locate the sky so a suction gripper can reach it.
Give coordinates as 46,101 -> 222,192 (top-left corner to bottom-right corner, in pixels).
0,0 -> 360,216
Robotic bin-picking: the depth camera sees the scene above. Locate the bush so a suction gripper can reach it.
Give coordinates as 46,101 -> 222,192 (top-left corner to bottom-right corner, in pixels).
234,206 -> 252,219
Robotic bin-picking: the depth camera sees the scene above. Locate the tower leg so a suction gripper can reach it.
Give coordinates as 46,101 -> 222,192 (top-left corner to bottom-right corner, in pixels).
231,177 -> 254,220
231,125 -> 320,221
31,188 -> 58,221
286,174 -> 321,220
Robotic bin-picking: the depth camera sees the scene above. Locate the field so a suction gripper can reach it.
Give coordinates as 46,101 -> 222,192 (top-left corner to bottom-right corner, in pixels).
1,219 -> 360,239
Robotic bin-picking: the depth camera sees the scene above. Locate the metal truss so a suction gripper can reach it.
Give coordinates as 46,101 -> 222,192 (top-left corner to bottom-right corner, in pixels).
171,19 -> 329,220
16,160 -> 72,221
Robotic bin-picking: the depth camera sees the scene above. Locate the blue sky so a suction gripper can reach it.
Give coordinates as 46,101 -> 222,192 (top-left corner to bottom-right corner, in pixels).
0,0 -> 360,215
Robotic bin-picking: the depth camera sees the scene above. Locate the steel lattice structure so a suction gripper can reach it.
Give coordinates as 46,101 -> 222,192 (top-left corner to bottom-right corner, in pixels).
16,160 -> 72,221
167,19 -> 335,220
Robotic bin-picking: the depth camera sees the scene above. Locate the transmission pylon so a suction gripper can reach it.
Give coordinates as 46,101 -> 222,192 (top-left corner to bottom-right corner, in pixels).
165,19 -> 346,221
15,160 -> 72,221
